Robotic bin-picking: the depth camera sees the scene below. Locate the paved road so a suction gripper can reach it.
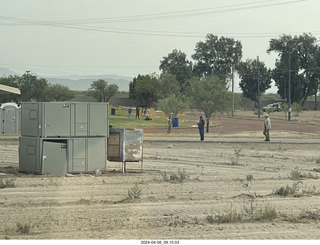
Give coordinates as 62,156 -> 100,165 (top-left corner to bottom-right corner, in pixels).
2,135 -> 320,144
144,136 -> 320,144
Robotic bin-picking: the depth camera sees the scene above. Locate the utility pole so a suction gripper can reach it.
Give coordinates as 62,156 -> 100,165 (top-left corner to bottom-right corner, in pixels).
288,49 -> 291,121
257,56 -> 261,118
231,66 -> 235,117
25,70 -> 30,102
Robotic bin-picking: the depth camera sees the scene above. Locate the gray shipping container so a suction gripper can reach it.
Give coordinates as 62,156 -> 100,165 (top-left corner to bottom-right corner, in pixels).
19,136 -> 107,175
21,102 -> 109,137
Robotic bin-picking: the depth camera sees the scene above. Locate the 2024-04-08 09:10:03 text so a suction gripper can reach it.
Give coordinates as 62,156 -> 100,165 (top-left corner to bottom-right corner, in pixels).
141,240 -> 180,244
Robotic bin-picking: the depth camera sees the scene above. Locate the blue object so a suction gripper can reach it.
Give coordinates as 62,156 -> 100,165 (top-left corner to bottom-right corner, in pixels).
111,108 -> 116,115
172,117 -> 179,127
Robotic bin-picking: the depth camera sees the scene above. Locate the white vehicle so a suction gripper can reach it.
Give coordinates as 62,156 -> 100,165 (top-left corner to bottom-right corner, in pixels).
262,103 -> 282,112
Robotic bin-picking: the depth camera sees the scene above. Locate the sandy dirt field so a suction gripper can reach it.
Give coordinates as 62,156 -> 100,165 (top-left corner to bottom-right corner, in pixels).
1,111 -> 320,240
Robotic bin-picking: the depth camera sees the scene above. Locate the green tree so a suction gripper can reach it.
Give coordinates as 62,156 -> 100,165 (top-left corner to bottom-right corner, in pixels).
313,46 -> 320,109
188,76 -> 233,133
159,49 -> 193,92
158,73 -> 180,99
129,75 -> 140,110
16,74 -> 49,102
129,74 -> 159,109
129,75 -> 140,101
158,94 -> 186,133
89,79 -> 118,102
238,58 -> 272,106
43,84 -> 75,101
105,84 -> 119,102
192,34 -> 242,85
267,33 -> 319,107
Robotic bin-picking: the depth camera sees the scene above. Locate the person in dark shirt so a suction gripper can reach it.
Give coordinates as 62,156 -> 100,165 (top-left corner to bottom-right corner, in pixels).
197,116 -> 205,141
128,107 -> 132,118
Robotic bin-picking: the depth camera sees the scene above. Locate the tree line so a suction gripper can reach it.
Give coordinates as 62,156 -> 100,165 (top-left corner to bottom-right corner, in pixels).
2,33 -> 320,133
0,75 -> 119,104
128,33 -> 320,132
131,33 -> 320,110
0,74 -> 75,103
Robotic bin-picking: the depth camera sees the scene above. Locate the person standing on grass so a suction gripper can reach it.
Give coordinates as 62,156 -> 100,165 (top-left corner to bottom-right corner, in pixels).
197,116 -> 205,141
263,114 -> 271,141
128,106 -> 132,118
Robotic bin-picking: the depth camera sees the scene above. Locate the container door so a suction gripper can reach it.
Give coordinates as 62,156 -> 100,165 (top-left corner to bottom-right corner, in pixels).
2,105 -> 18,134
74,103 -> 88,136
21,103 -> 41,137
19,137 -> 42,173
42,141 -> 68,175
89,103 -> 108,136
87,138 -> 106,171
69,138 -> 86,172
43,103 -> 71,137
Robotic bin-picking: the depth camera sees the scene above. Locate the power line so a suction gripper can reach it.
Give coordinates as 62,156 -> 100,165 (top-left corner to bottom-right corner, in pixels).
0,0 -> 309,38
2,18 -> 317,39
0,0 -> 306,24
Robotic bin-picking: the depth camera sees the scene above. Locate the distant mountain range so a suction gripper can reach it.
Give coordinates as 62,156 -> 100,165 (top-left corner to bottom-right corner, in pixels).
46,74 -> 132,91
0,68 -> 132,91
0,67 -> 19,76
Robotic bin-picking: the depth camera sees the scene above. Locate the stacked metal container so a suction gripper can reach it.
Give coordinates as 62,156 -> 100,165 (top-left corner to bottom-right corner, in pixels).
19,102 -> 109,175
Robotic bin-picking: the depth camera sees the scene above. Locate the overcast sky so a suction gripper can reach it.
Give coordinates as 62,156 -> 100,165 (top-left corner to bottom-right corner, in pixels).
1,0 -> 320,92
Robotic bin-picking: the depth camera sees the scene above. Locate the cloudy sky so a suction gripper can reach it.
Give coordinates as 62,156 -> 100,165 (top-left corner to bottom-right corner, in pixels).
1,0 -> 319,91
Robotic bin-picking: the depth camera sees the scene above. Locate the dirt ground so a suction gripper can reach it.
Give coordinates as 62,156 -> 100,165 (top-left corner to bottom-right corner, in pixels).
1,111 -> 320,240
143,110 -> 320,136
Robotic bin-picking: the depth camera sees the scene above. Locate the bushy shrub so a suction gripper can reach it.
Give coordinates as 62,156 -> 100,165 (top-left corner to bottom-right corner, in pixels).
274,181 -> 302,196
292,102 -> 302,116
127,183 -> 142,201
0,177 -> 16,188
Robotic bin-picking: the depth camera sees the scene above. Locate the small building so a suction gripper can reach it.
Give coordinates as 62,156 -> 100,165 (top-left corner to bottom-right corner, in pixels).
0,102 -> 21,135
0,84 -> 21,134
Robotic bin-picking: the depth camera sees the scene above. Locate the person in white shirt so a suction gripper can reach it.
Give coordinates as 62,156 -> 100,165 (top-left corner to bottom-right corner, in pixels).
263,114 -> 271,141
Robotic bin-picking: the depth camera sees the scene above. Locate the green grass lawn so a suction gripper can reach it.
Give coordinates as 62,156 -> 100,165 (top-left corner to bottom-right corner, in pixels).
109,115 -> 195,129
109,115 -> 168,129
